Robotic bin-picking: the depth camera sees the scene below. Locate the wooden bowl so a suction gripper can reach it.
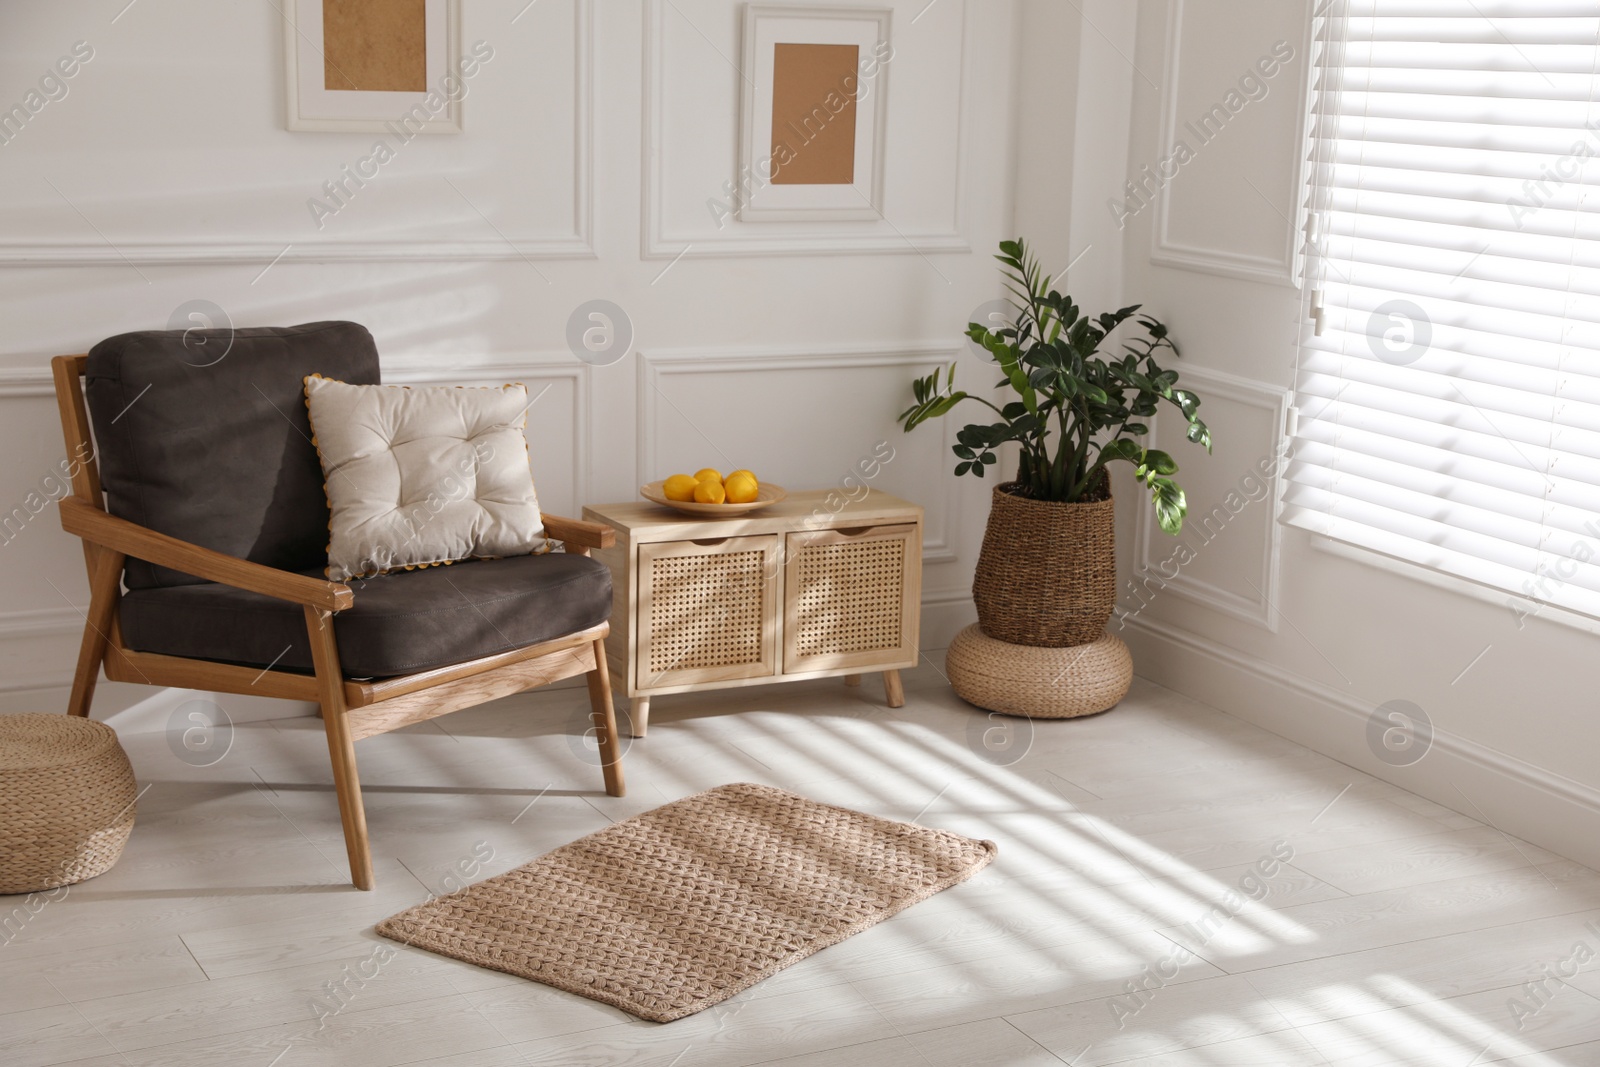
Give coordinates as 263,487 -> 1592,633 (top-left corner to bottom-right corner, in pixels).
640,480 -> 787,516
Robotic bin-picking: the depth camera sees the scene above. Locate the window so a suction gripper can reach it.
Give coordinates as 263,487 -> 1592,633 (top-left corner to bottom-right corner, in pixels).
1285,0 -> 1600,620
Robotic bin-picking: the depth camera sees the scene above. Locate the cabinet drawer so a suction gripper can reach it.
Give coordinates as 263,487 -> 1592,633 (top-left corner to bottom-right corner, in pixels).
782,524 -> 919,674
637,535 -> 779,689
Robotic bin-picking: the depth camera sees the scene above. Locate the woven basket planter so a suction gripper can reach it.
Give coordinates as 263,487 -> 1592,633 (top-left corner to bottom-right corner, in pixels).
0,714 -> 137,894
945,624 -> 1131,719
973,481 -> 1116,647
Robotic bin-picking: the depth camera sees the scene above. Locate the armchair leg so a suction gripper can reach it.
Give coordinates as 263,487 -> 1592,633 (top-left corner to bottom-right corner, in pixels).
585,639 -> 626,798
66,545 -> 125,717
304,606 -> 374,891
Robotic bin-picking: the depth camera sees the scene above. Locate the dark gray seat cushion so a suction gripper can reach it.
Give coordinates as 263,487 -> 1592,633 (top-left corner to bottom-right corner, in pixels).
119,553 -> 612,678
85,322 -> 380,590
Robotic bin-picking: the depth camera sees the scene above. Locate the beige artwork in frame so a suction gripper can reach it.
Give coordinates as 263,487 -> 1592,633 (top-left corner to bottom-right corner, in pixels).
284,0 -> 463,133
738,4 -> 892,222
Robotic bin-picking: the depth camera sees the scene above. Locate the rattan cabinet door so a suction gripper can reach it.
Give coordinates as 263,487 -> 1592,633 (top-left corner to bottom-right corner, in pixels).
636,535 -> 780,690
782,524 -> 919,675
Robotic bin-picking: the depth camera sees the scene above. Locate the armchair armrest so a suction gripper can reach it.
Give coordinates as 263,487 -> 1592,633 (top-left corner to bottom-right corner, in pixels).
59,496 -> 354,611
542,513 -> 615,552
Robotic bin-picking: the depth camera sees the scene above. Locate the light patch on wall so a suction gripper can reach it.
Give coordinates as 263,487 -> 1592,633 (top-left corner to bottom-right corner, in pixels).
323,0 -> 428,93
769,43 -> 859,185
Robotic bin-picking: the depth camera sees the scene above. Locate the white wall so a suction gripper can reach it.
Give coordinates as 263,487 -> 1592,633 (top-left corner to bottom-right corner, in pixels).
18,0 -> 1575,874
0,0 -> 1036,720
1113,0 -> 1600,868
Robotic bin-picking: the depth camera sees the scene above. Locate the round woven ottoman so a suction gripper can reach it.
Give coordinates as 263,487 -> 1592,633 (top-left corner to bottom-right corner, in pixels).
0,714 -> 137,894
945,624 -> 1132,719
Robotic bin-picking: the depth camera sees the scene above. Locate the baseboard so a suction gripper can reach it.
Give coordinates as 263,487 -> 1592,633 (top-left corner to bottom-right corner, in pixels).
0,608 -> 82,694
0,680 -> 320,731
1122,613 -> 1600,871
922,591 -> 977,652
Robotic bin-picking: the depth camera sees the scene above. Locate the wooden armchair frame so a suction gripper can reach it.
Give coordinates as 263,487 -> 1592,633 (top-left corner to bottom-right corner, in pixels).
51,355 -> 626,890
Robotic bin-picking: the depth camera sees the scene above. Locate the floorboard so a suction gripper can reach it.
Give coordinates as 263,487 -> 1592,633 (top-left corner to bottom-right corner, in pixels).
3,671 -> 1596,1067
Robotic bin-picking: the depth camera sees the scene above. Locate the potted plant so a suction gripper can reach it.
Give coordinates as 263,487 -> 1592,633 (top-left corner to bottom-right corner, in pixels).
899,238 -> 1212,647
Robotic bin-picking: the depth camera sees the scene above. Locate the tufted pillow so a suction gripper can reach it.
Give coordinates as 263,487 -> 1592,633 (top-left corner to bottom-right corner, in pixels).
304,375 -> 548,582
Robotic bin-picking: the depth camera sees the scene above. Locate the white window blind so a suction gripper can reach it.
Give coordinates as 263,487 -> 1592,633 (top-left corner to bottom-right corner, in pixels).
1285,0 -> 1600,619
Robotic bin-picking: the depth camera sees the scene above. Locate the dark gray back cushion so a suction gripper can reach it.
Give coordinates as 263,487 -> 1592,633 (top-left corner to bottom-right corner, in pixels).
86,321 -> 380,589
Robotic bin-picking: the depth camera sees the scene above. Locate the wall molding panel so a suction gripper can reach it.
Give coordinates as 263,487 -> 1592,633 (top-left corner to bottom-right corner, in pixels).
637,342 -> 964,562
640,0 -> 973,259
0,238 -> 598,268
0,0 -> 596,267
1132,364 -> 1288,631
0,607 -> 80,641
373,353 -> 594,511
0,366 -> 59,399
1148,0 -> 1312,287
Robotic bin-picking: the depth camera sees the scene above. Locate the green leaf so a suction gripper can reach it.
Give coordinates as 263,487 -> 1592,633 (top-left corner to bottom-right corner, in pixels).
1143,449 -> 1179,476
955,461 -> 973,477
1151,477 -> 1187,535
1097,439 -> 1143,465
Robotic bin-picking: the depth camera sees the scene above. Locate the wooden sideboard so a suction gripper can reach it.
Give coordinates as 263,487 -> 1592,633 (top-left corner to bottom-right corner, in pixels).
582,490 -> 923,736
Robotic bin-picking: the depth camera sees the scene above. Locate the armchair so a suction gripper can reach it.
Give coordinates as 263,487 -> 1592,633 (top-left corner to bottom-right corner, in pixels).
51,322 -> 625,890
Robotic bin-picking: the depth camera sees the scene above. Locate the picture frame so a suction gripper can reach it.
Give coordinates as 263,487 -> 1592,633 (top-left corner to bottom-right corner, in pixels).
284,0 -> 463,134
737,4 -> 893,222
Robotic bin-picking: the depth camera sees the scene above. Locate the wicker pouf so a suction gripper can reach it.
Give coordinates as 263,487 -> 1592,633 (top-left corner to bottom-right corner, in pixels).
0,714 -> 137,894
945,624 -> 1132,719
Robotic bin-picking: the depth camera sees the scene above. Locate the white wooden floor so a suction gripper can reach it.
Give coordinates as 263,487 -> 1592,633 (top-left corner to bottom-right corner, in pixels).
5,663 -> 1600,1067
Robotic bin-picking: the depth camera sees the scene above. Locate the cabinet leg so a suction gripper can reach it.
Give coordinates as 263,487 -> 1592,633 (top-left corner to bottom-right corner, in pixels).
843,674 -> 861,687
631,696 -> 651,738
882,670 -> 905,709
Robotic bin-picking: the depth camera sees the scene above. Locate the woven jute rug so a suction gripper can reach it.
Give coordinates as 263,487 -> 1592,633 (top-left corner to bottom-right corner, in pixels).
376,782 -> 996,1022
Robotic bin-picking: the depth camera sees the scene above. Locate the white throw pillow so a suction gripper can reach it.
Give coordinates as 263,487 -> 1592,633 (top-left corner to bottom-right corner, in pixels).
304,375 -> 547,581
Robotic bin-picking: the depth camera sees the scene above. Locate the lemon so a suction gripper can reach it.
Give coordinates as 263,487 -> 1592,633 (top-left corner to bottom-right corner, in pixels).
693,479 -> 726,504
727,469 -> 757,485
694,468 -> 723,485
725,473 -> 759,504
663,474 -> 699,502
